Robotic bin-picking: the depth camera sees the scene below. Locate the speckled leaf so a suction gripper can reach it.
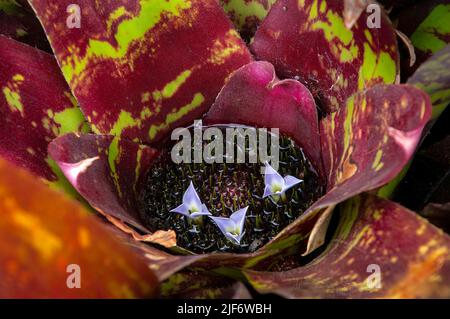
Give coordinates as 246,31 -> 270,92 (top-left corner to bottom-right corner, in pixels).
378,44 -> 450,199
0,158 -> 158,298
407,44 -> 450,120
320,84 -> 431,194
0,36 -> 89,194
397,0 -> 450,78
204,61 -> 323,177
244,194 -> 450,298
251,0 -> 399,113
220,0 -> 277,40
29,0 -> 252,145
162,270 -> 252,299
0,0 -> 50,50
48,133 -> 161,236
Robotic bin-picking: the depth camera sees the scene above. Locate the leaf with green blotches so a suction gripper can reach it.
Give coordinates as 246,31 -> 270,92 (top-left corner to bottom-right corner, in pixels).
29,0 -> 252,145
0,36 -> 89,195
410,4 -> 450,53
267,84 -> 432,253
220,0 -> 277,40
251,0 -> 399,113
0,0 -> 50,50
0,158 -> 159,298
244,194 -> 450,298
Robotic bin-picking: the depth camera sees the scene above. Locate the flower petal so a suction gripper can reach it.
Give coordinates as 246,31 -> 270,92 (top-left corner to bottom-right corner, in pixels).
251,0 -> 399,113
264,162 -> 285,196
226,232 -> 244,245
230,206 -> 248,234
204,61 -> 322,175
0,158 -> 158,298
209,216 -> 235,237
263,185 -> 274,198
183,181 -> 203,214
48,133 -> 159,234
283,175 -> 303,192
190,212 -> 212,219
0,36 -> 89,194
201,203 -> 211,215
29,0 -> 252,144
244,194 -> 450,298
169,203 -> 190,218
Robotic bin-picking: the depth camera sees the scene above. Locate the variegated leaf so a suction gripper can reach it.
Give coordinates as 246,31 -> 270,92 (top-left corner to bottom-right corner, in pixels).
29,0 -> 252,144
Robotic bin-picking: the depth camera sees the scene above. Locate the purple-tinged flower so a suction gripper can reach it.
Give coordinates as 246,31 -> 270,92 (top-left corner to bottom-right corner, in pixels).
263,162 -> 303,200
170,181 -> 211,219
209,207 -> 248,245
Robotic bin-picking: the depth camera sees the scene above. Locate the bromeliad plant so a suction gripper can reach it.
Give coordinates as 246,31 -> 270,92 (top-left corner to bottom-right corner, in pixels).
1,0 -> 450,298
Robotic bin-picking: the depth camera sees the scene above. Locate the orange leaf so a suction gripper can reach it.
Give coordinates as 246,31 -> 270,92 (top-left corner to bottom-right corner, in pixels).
0,158 -> 158,298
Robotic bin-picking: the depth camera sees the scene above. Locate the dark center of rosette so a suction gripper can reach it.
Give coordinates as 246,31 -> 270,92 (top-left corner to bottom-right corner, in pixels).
137,125 -> 324,254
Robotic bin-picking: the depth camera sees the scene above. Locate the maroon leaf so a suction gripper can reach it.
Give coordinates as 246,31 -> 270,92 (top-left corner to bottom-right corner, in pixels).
300,84 -> 430,249
29,0 -> 252,144
245,194 -> 450,298
251,0 -> 399,113
320,84 -> 431,198
0,36 -> 88,193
